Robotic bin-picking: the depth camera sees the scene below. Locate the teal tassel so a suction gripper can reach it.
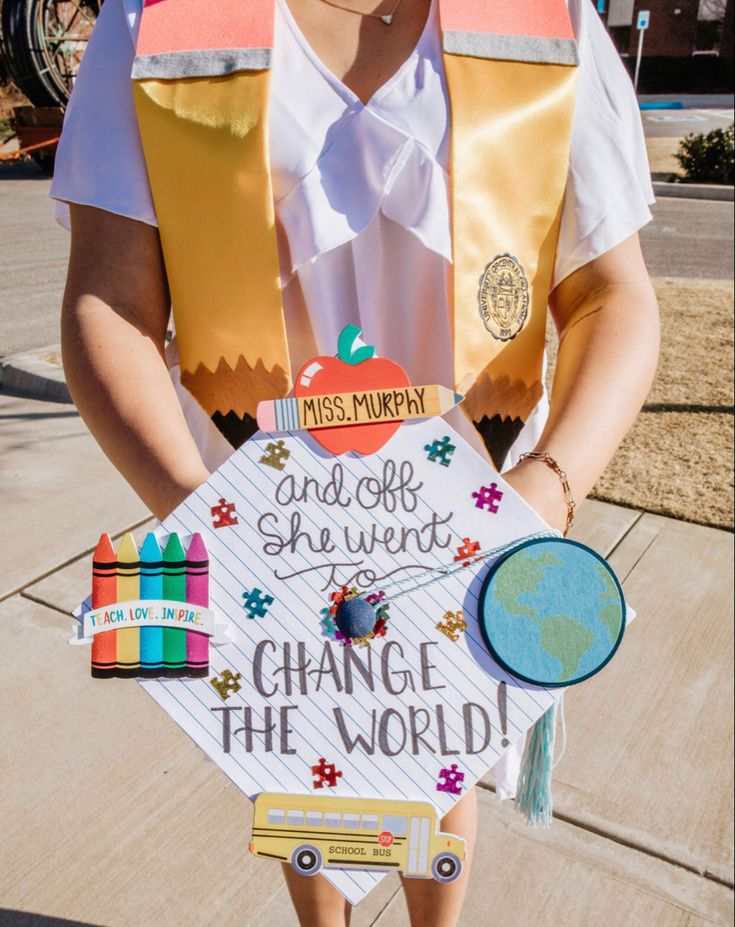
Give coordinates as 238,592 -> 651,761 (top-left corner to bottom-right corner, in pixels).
515,701 -> 558,827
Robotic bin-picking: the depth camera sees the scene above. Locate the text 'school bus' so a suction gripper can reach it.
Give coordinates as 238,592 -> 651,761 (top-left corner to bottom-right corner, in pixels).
250,792 -> 466,883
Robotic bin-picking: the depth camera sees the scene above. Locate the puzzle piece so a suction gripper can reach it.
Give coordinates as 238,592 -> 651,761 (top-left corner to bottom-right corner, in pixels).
436,763 -> 465,796
471,483 -> 504,513
242,587 -> 275,620
424,436 -> 456,467
312,758 -> 343,789
211,497 -> 238,529
436,610 -> 468,642
259,440 -> 291,471
453,538 -> 481,566
210,669 -> 242,700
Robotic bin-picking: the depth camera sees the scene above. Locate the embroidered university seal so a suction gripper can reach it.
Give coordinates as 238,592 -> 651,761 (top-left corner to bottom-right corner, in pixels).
477,254 -> 530,341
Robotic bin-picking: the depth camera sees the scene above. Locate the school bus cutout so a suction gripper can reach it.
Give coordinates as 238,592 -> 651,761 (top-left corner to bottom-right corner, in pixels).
250,792 -> 466,882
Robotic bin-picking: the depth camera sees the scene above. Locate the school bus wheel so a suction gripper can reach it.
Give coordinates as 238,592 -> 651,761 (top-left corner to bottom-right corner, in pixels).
431,852 -> 462,883
291,844 -> 323,876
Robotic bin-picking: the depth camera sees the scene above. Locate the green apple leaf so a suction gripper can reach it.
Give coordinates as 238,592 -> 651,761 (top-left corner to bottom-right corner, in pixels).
337,324 -> 376,366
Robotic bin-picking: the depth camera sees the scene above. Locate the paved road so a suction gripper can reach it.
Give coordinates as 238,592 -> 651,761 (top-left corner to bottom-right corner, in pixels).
642,108 -> 733,138
0,161 -> 68,356
0,162 -> 732,356
641,197 -> 734,279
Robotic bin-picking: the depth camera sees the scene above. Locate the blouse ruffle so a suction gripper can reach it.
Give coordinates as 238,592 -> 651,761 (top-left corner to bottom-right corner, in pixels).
276,112 -> 452,276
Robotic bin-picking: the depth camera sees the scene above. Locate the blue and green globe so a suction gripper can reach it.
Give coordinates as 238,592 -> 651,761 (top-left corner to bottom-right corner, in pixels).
478,538 -> 625,687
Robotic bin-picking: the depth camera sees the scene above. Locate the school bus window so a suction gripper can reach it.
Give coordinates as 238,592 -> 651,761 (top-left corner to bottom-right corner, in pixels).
324,812 -> 341,829
268,809 -> 285,825
286,810 -> 304,826
382,815 -> 408,836
342,813 -> 360,830
361,814 -> 379,830
306,811 -> 323,828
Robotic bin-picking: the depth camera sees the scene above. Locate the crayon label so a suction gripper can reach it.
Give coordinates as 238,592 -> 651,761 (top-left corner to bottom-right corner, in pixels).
81,599 -> 216,641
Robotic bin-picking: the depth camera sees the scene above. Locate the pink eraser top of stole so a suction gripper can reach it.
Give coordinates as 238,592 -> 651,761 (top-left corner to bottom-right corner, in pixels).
137,0 -> 275,57
256,401 -> 277,433
185,533 -> 209,607
439,0 -> 574,39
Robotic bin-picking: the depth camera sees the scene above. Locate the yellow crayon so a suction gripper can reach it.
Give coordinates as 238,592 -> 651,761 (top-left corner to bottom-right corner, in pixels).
115,533 -> 140,677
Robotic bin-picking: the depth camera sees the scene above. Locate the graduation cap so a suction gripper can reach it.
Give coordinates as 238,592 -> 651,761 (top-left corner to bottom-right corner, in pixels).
75,326 -> 629,906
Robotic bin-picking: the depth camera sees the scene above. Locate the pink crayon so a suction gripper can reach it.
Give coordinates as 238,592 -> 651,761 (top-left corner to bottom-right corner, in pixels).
186,533 -> 210,677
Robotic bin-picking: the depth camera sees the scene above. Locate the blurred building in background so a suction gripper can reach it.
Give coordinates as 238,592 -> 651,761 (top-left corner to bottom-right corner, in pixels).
603,0 -> 734,91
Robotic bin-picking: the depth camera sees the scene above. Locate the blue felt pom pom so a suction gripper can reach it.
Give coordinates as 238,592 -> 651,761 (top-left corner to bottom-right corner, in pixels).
335,598 -> 376,639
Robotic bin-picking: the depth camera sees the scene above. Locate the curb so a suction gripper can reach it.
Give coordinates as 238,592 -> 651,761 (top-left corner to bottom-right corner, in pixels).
653,181 -> 734,202
0,346 -> 72,403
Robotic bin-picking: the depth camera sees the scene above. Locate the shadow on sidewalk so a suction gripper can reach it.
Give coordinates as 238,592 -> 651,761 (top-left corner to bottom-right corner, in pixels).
0,912 -> 105,927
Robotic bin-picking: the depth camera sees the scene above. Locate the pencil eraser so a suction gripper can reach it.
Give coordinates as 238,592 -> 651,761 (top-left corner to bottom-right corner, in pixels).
256,401 -> 276,432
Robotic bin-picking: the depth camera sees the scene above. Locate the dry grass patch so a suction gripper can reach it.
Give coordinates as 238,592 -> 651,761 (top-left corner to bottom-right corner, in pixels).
646,136 -> 683,178
648,278 -> 734,407
546,277 -> 734,529
593,411 -> 733,530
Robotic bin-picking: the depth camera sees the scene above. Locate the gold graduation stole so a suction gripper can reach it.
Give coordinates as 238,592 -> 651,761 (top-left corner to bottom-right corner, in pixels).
131,0 -> 578,468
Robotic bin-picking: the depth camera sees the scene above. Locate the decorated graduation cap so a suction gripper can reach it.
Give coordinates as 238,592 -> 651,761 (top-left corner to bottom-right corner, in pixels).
73,327 -> 630,904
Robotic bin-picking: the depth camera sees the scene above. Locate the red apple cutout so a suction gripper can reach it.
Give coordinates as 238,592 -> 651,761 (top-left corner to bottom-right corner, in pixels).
294,326 -> 411,455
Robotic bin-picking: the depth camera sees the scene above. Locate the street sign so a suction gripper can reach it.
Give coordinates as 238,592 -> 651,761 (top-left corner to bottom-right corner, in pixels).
634,10 -> 651,90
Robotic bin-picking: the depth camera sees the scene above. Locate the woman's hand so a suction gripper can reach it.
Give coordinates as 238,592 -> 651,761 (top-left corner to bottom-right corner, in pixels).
502,458 -> 570,534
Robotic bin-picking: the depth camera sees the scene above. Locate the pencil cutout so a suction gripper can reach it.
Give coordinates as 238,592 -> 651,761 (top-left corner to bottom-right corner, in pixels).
256,385 -> 463,432
116,533 -> 141,677
162,533 -> 187,675
139,532 -> 164,677
91,533 -> 117,678
185,532 -> 210,677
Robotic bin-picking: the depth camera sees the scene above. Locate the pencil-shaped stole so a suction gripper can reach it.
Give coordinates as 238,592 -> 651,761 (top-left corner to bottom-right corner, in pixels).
162,533 -> 187,675
185,533 -> 210,677
139,532 -> 164,676
91,533 -> 117,678
116,533 -> 141,677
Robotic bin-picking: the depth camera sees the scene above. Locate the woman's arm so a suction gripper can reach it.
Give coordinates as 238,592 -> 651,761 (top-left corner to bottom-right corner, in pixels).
503,231 -> 660,531
61,204 -> 210,519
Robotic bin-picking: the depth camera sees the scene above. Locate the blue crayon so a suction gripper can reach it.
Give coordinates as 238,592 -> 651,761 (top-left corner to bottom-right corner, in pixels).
139,532 -> 164,677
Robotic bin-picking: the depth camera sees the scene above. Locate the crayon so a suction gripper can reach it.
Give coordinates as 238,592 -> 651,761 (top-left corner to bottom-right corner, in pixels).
116,533 -> 140,677
139,532 -> 164,677
162,533 -> 187,675
91,533 -> 118,678
185,533 -> 210,677
256,385 -> 464,433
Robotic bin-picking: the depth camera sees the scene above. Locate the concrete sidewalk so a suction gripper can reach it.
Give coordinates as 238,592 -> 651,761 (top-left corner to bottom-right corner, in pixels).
0,392 -> 732,926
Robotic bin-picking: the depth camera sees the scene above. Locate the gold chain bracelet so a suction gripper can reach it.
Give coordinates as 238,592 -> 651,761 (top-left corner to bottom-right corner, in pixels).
518,451 -> 576,537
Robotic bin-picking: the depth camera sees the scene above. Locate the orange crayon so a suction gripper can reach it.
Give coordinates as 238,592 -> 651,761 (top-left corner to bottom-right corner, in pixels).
91,533 -> 117,678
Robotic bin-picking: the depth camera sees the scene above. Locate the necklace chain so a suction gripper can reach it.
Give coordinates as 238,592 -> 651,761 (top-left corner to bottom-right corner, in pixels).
318,0 -> 404,25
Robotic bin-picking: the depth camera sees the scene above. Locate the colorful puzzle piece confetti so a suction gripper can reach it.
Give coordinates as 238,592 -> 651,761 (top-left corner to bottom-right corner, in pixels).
312,757 -> 343,789
259,439 -> 291,471
211,497 -> 238,529
453,537 -> 481,565
471,483 -> 504,513
210,669 -> 242,700
436,763 -> 465,796
242,587 -> 275,620
436,610 -> 468,642
424,436 -> 456,467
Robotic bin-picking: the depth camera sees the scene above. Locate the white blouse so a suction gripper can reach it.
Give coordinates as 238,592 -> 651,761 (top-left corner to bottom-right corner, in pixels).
50,0 -> 655,798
